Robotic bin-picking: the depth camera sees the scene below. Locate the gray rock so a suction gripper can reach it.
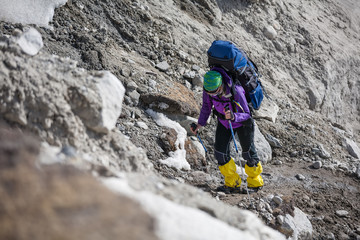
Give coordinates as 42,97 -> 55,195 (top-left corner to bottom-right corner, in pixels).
155,61 -> 170,72
191,65 -> 200,71
127,81 -> 138,91
135,121 -> 149,130
254,123 -> 272,164
127,90 -> 141,105
313,161 -> 322,169
148,79 -> 157,88
336,210 -> 349,217
273,196 -> 283,205
274,40 -> 283,51
252,97 -> 279,122
16,27 -> 43,56
183,70 -> 196,79
265,133 -> 282,148
356,164 -> 360,179
263,25 -> 277,39
318,144 -> 331,159
296,174 -> 306,180
279,207 -> 313,239
344,137 -> 360,159
273,160 -> 283,165
71,71 -> 125,134
192,74 -> 203,87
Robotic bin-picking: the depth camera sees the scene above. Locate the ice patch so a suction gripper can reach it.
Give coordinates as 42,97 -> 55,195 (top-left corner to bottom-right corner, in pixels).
0,0 -> 68,26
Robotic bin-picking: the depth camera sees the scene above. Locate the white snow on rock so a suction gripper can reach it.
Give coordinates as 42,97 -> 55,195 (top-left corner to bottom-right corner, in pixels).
0,0 -> 68,26
16,28 -> 44,56
95,71 -> 125,134
102,177 -> 262,240
146,109 -> 190,170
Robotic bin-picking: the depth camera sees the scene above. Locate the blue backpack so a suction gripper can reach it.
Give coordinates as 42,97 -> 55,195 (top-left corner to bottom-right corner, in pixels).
207,40 -> 265,110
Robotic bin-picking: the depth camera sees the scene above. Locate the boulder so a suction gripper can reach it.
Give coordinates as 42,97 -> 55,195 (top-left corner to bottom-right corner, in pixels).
279,207 -> 313,240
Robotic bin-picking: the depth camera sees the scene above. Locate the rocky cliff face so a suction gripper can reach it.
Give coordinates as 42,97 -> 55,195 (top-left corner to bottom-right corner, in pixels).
1,0 -> 360,239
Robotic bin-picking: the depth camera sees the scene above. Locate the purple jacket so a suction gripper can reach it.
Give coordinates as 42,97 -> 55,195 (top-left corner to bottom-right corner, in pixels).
198,67 -> 251,129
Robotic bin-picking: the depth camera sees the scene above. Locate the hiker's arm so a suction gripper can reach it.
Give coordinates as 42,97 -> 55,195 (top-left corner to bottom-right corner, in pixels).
233,85 -> 251,123
198,91 -> 213,126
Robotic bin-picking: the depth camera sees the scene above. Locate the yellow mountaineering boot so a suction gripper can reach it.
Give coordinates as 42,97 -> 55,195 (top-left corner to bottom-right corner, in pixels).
245,162 -> 264,191
217,158 -> 241,193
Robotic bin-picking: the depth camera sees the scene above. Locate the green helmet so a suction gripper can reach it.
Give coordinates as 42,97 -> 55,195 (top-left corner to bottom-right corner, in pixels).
203,71 -> 222,92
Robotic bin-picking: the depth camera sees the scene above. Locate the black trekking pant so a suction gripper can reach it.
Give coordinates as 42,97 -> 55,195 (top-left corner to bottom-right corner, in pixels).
214,118 -> 260,167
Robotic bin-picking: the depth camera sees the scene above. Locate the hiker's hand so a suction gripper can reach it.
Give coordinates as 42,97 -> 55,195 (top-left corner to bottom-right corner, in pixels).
224,109 -> 234,120
190,123 -> 201,135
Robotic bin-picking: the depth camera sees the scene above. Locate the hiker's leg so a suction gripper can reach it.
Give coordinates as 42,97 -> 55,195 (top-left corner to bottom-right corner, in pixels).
214,122 -> 241,188
237,118 -> 264,188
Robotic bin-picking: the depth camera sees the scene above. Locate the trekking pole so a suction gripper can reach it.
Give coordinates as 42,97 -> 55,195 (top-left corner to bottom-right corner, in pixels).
190,123 -> 207,153
225,106 -> 251,204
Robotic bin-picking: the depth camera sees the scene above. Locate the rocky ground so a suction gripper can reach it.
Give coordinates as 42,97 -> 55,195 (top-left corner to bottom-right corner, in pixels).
1,0 -> 360,239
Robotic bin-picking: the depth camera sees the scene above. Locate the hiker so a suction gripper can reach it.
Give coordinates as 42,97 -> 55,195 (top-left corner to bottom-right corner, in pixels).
190,67 -> 264,194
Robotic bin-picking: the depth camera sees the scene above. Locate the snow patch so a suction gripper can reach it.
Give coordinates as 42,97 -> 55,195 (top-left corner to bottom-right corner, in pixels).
0,0 -> 68,26
146,109 -> 190,170
102,177 -> 257,240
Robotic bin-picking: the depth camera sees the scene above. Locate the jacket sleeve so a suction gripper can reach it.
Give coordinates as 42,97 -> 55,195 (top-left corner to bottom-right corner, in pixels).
233,85 -> 251,123
198,91 -> 213,126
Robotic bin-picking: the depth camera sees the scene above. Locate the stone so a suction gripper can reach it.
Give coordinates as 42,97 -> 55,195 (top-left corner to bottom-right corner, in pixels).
265,133 -> 282,148
253,97 -> 279,123
336,210 -> 349,217
127,81 -> 138,91
70,71 -> 125,134
318,144 -> 331,159
16,27 -> 44,56
344,137 -> 360,159
184,70 -> 196,79
135,121 -> 149,130
263,25 -> 277,39
273,196 -> 283,205
127,90 -> 141,105
296,174 -> 306,180
254,123 -> 272,164
313,161 -> 322,169
156,61 -> 170,72
356,164 -> 360,179
279,207 -> 313,239
192,74 -> 203,87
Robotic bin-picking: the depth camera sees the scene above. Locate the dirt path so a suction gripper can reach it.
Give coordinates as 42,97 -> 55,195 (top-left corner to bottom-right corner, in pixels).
211,161 -> 360,239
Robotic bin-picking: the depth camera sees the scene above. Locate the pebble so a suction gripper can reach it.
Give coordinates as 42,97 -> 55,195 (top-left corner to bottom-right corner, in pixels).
155,61 -> 170,71
290,151 -> 298,157
336,210 -> 349,217
191,65 -> 200,71
183,70 -> 196,79
135,121 -> 149,130
296,174 -> 306,180
148,79 -> 157,88
273,196 -> 283,205
265,134 -> 282,148
16,27 -> 44,56
273,160 -> 282,165
313,161 -> 322,169
126,81 -> 138,91
263,25 -> 277,39
217,192 -> 226,198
